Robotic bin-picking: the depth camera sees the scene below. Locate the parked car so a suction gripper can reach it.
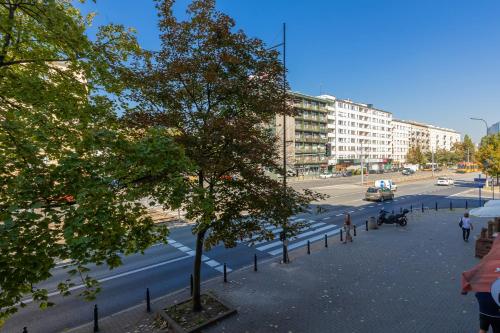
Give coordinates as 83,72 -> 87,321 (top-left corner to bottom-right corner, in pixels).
402,168 -> 415,176
319,173 -> 333,179
436,177 -> 454,186
342,171 -> 353,177
365,187 -> 394,202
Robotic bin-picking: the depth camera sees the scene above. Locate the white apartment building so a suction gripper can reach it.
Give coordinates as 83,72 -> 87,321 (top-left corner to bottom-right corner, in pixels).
428,125 -> 461,151
392,119 -> 412,164
319,95 -> 393,168
276,91 -> 462,173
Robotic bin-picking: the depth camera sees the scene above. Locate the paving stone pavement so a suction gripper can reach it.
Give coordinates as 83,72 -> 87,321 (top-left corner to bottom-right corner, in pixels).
68,209 -> 493,333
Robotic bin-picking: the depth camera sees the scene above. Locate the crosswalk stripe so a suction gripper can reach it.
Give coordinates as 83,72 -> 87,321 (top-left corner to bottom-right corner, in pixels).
251,222 -> 326,246
268,227 -> 341,255
256,223 -> 336,251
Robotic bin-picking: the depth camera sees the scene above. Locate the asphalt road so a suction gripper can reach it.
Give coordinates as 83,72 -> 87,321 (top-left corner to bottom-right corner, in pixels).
2,173 -> 487,333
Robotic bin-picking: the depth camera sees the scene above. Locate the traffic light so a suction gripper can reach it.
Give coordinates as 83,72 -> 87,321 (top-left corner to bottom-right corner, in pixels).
325,143 -> 331,156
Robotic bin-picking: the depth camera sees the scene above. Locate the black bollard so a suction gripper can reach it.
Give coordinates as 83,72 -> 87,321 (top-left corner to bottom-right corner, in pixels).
400,207 -> 402,213
421,203 -> 424,212
146,288 -> 151,313
324,234 -> 328,247
435,202 -> 438,211
307,240 -> 311,254
450,201 -> 453,211
190,274 -> 193,295
93,304 -> 99,332
410,204 -> 413,212
23,328 -> 28,333
340,229 -> 343,242
254,254 -> 257,272
223,263 -> 227,283
392,209 -> 394,215
466,200 -> 468,209
365,220 -> 368,231
354,225 -> 357,236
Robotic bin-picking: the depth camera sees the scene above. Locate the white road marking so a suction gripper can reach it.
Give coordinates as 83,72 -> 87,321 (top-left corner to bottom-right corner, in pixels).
322,217 -> 330,220
205,260 -> 219,267
168,238 -> 231,274
20,255 -> 192,305
214,265 -> 232,273
336,214 -> 343,216
268,227 -> 341,255
256,223 -> 334,251
251,222 -> 326,245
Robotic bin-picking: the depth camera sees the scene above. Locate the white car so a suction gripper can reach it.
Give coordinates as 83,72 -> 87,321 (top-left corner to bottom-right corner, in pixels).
436,177 -> 454,186
319,173 -> 333,179
374,179 -> 397,192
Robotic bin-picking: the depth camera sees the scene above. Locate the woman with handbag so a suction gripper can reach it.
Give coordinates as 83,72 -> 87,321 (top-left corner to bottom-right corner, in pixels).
460,211 -> 473,242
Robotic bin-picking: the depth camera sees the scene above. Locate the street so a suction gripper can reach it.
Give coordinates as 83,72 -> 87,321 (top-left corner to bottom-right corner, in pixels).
2,173 -> 486,333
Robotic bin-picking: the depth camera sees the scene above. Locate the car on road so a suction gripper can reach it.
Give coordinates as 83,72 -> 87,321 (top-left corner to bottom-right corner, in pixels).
319,173 -> 333,179
436,177 -> 454,186
374,179 -> 397,192
365,187 -> 394,201
402,168 -> 415,176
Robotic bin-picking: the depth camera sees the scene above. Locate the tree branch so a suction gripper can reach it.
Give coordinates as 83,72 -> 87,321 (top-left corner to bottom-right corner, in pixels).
0,57 -> 78,67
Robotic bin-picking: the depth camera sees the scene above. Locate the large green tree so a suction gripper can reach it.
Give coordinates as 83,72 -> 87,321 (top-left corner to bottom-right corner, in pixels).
406,145 -> 427,165
124,0 -> 319,311
476,133 -> 500,178
0,0 -> 189,324
451,134 -> 475,162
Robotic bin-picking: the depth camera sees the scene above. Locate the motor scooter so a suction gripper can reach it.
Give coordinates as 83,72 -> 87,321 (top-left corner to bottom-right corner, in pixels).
377,209 -> 409,226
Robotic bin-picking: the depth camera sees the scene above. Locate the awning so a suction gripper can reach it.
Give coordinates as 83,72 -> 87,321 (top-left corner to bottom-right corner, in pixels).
462,236 -> 500,293
470,200 -> 500,218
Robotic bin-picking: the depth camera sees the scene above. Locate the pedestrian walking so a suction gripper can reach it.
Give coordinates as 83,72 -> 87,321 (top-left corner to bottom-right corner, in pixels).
459,211 -> 473,242
343,213 -> 353,244
476,292 -> 500,333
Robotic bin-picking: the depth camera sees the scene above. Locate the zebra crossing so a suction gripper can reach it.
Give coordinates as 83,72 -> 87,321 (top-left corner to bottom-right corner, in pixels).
242,195 -> 421,257
245,217 -> 341,256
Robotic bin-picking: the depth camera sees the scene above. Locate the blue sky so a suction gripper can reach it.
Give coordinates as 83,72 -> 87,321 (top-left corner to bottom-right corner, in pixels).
78,0 -> 500,143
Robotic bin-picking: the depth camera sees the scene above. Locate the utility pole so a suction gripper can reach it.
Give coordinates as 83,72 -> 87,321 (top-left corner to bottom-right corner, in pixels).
267,24 -> 288,264
431,149 -> 435,177
360,140 -> 364,186
281,23 -> 288,264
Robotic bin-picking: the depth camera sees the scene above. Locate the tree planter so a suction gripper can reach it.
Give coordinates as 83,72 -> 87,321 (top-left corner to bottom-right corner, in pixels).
158,293 -> 236,333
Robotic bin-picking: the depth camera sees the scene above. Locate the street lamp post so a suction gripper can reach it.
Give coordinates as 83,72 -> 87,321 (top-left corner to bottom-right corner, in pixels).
470,117 -> 490,199
470,117 -> 489,136
431,149 -> 435,177
360,140 -> 364,186
268,23 -> 288,264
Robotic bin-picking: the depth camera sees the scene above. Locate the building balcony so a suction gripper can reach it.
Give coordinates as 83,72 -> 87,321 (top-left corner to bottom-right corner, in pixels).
295,125 -> 328,133
295,136 -> 328,144
295,147 -> 326,154
295,114 -> 327,123
294,104 -> 328,113
295,154 -> 328,165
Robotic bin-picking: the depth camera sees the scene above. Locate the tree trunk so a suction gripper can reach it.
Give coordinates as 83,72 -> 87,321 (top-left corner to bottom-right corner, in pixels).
192,229 -> 206,312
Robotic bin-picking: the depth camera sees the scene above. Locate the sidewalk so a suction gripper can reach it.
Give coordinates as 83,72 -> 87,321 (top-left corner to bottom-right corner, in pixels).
68,209 -> 491,333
